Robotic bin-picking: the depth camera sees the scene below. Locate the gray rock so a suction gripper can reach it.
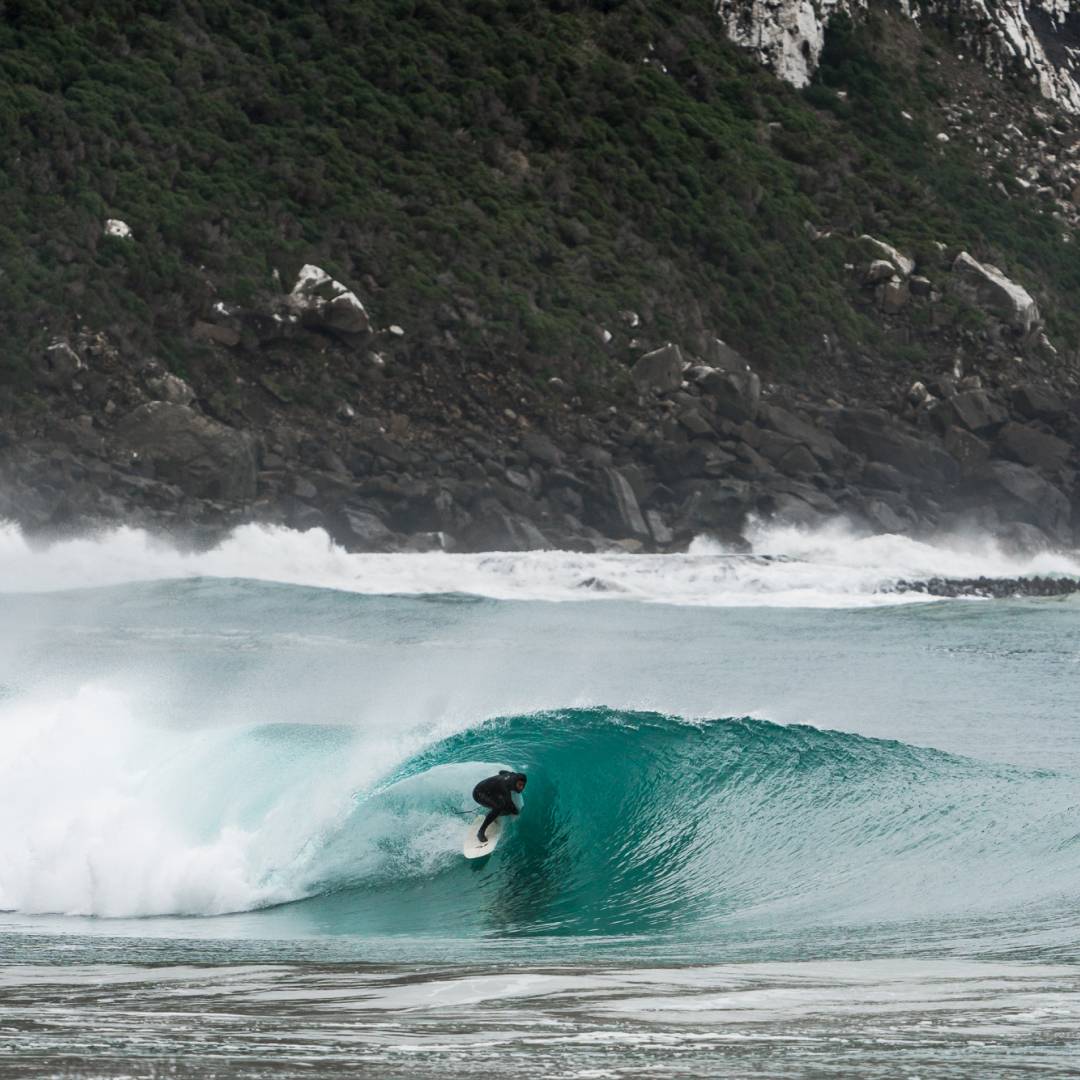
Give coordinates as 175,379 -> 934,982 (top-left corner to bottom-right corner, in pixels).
948,390 -> 1009,434
581,444 -> 614,468
944,426 -> 991,476
763,491 -> 834,529
879,279 -> 909,313
951,252 -> 1039,332
865,260 -> 896,285
678,409 -> 715,437
835,409 -> 958,486
681,482 -> 750,532
145,372 -> 196,406
505,468 -> 532,492
461,501 -> 551,551
750,428 -> 801,468
117,402 -> 256,501
606,467 -> 650,539
286,264 -> 371,335
645,509 -> 674,545
520,432 -> 563,467
994,422 -> 1071,473
863,497 -> 908,534
759,404 -> 841,465
862,461 -> 907,491
705,339 -> 749,369
699,368 -> 761,423
337,505 -> 398,551
192,320 -> 241,347
776,443 -> 818,477
1009,383 -> 1067,421
37,341 -> 84,388
768,478 -> 839,515
631,343 -> 684,394
860,235 -> 914,276
977,460 -> 1071,543
993,522 -> 1054,556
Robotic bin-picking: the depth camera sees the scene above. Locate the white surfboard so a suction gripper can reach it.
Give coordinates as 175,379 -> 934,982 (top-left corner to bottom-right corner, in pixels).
463,815 -> 502,858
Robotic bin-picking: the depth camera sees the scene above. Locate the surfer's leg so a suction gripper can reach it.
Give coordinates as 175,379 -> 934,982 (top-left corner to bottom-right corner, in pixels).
478,808 -> 500,842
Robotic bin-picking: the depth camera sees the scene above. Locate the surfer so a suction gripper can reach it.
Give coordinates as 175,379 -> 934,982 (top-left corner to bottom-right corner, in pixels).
473,770 -> 527,843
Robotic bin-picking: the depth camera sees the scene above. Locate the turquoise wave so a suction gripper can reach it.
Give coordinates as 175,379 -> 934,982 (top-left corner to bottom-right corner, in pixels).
272,709 -> 1080,940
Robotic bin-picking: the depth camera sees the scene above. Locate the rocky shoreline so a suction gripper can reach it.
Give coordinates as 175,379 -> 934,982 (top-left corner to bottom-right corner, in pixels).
4,245 -> 1080,562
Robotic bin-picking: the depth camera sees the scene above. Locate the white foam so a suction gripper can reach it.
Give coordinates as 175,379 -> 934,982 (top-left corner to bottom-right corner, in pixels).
0,520 -> 1076,608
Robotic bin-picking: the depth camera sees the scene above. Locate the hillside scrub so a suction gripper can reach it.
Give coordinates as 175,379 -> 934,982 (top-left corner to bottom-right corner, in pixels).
1,0 -> 1077,407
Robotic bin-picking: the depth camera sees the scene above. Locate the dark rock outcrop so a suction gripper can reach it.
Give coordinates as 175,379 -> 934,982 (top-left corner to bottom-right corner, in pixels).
117,402 -> 257,502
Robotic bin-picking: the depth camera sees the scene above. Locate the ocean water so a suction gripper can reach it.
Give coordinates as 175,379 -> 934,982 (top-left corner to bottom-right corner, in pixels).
1,520 -> 1080,1076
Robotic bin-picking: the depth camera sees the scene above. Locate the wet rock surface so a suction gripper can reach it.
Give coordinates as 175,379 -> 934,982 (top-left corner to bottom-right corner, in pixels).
4,248 -> 1080,585
893,576 -> 1080,599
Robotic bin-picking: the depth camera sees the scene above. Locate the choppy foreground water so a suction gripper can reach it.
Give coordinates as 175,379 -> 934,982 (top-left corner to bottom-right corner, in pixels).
1,520 -> 1079,1076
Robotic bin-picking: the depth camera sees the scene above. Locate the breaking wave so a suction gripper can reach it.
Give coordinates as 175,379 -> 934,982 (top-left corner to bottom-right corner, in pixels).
0,519 -> 1078,607
1,701 -> 1078,941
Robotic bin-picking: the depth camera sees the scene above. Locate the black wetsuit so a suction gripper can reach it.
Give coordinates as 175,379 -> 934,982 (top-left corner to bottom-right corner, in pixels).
472,770 -> 526,841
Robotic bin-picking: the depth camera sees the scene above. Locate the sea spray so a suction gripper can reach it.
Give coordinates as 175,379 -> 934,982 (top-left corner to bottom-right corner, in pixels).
1,519 -> 1078,606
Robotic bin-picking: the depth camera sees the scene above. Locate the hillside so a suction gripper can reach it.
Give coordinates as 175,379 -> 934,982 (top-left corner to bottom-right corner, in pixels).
3,0 -> 1080,553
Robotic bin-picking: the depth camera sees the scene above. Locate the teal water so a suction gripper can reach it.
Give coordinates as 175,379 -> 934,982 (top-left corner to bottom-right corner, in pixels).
1,525 -> 1079,1075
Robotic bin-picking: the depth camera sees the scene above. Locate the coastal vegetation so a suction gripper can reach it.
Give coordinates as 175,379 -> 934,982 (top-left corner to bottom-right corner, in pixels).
1,0 -> 1076,403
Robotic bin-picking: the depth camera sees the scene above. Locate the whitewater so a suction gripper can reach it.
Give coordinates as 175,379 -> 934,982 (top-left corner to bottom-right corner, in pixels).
2,519 -> 1080,1076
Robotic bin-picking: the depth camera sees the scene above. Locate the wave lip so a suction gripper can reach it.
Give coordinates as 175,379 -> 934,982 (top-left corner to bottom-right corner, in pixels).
1,519 -> 1079,607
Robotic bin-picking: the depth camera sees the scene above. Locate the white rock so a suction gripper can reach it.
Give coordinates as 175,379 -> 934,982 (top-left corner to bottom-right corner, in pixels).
388,325 -> 405,337
287,264 -> 370,334
146,372 -> 195,406
860,235 -> 915,277
951,251 -> 1040,332
717,0 -> 1080,113
104,219 -> 133,240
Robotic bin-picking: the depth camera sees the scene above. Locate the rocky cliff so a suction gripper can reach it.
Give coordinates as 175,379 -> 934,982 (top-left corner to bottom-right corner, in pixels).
4,1 -> 1080,556
720,0 -> 1080,110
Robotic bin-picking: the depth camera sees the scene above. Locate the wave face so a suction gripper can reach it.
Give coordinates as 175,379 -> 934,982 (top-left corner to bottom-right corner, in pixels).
2,520 -> 1080,958
2,519 -> 1079,606
2,703 -> 1078,943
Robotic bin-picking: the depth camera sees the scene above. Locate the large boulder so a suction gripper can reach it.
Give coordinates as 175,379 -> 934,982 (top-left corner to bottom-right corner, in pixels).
698,367 -> 761,422
680,482 -> 750,533
286,264 -> 370,335
117,402 -> 256,501
519,431 -> 563,468
460,499 -> 551,551
834,409 -> 958,486
933,389 -> 1009,436
333,504 -> 400,552
994,422 -> 1071,473
951,252 -> 1039,332
758,404 -> 843,466
944,426 -> 990,477
605,467 -> 650,540
631,343 -> 684,394
1009,383 -> 1067,422
37,340 -> 84,389
860,235 -> 914,277
974,460 -> 1071,544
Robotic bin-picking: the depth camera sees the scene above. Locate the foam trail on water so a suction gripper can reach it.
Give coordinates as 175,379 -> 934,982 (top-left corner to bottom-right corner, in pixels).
0,520 -> 1078,606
